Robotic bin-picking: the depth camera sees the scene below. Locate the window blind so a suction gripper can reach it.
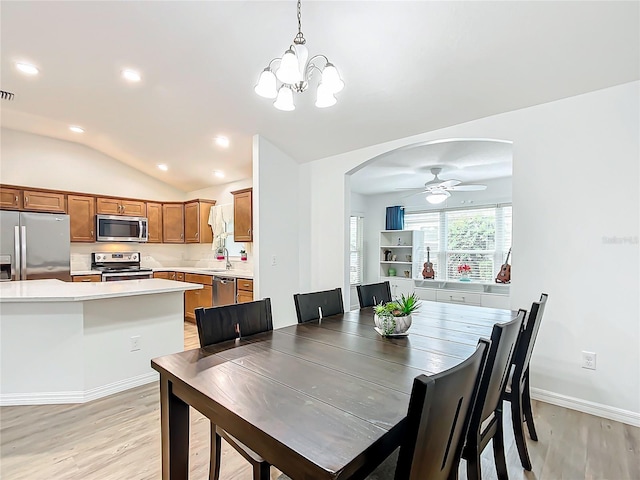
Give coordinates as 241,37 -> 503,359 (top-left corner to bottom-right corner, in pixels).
350,216 -> 364,285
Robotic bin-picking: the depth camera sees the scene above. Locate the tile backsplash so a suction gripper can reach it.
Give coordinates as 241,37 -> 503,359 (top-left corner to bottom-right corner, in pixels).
70,242 -> 253,273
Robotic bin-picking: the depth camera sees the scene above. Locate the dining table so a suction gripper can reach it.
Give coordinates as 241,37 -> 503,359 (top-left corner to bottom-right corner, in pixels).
151,300 -> 517,480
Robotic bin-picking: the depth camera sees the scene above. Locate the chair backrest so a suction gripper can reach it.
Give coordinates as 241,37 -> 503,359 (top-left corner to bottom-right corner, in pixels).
394,339 -> 490,480
470,310 -> 525,428
195,298 -> 273,347
356,281 -> 392,308
293,288 -> 344,323
512,293 -> 548,380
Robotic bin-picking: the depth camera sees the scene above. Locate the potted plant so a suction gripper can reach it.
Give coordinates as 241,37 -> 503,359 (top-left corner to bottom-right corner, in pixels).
240,249 -> 247,261
373,292 -> 421,336
458,263 -> 471,281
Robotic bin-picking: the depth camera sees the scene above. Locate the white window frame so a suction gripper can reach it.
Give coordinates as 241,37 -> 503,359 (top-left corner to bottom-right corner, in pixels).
349,215 -> 364,285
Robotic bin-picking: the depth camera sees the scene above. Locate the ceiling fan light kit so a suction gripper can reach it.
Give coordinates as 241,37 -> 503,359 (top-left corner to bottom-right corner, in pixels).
400,167 -> 488,203
255,0 -> 344,111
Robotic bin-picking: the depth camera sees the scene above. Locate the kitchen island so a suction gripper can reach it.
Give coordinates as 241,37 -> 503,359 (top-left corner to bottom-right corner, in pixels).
0,279 -> 201,406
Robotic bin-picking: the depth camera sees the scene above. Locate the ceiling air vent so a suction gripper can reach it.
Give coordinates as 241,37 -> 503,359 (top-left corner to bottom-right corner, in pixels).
1,90 -> 15,100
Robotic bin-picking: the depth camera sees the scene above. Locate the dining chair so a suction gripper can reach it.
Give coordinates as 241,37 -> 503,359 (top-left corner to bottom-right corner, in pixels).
462,310 -> 525,480
293,287 -> 344,323
503,293 -> 548,471
356,281 -> 392,308
195,298 -> 274,480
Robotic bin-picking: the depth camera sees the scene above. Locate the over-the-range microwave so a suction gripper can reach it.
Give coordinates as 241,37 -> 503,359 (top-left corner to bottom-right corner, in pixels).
96,215 -> 148,242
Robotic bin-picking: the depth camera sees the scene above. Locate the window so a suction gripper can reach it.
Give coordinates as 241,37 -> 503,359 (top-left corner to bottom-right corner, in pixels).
405,205 -> 512,282
350,216 -> 364,285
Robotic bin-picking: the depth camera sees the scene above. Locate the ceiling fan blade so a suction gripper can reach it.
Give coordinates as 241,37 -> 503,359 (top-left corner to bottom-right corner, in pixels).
395,187 -> 428,191
448,184 -> 487,191
401,190 -> 429,198
440,179 -> 461,188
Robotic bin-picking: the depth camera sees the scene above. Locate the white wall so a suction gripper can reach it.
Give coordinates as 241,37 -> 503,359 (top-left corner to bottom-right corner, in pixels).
253,135 -> 301,329
0,129 -> 184,201
291,82 -> 639,423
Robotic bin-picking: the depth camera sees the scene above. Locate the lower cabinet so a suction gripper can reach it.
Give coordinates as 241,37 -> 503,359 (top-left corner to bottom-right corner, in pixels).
184,273 -> 213,323
72,274 -> 102,282
236,278 -> 254,303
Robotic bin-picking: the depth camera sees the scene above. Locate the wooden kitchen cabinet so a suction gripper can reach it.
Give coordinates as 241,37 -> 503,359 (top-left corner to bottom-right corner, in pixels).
72,274 -> 102,282
236,278 -> 254,303
184,273 -> 213,323
0,187 -> 22,210
96,197 -> 146,216
184,199 -> 216,244
231,188 -> 252,242
68,195 -> 96,242
146,202 -> 163,243
153,271 -> 170,279
162,203 -> 185,243
22,190 -> 66,213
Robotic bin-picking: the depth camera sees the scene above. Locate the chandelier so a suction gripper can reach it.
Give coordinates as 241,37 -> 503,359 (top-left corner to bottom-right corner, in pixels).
254,0 -> 344,111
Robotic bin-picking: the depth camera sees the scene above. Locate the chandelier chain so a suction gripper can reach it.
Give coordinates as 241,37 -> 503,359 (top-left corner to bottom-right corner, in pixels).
294,0 -> 306,45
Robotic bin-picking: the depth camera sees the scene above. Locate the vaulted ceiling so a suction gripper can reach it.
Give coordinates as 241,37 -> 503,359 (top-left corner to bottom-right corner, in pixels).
1,1 -> 638,192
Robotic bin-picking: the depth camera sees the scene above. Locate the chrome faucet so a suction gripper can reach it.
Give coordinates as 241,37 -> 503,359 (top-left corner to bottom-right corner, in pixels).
223,247 -> 232,270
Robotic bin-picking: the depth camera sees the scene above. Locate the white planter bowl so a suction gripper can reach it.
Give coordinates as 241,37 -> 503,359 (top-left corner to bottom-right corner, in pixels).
374,313 -> 412,336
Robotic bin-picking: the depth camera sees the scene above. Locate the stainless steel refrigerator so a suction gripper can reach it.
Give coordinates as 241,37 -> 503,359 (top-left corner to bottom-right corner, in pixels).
0,211 -> 71,281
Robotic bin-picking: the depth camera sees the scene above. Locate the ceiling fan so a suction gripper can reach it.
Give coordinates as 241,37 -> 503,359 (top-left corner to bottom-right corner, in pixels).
400,167 -> 487,204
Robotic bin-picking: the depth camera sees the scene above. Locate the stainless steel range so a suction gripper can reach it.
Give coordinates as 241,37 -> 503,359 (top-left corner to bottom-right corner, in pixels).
91,251 -> 153,282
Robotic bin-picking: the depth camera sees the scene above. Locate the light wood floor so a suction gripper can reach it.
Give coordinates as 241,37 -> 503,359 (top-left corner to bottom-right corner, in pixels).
1,321 -> 638,480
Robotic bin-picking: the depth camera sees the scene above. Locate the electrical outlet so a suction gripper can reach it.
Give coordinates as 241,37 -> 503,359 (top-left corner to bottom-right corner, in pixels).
581,351 -> 596,370
130,335 -> 141,352
271,255 -> 277,266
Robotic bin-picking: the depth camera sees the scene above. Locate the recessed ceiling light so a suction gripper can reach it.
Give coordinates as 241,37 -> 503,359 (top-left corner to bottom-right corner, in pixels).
121,69 -> 141,82
157,164 -> 169,171
214,170 -> 225,178
16,62 -> 39,75
69,126 -> 84,133
214,136 -> 229,148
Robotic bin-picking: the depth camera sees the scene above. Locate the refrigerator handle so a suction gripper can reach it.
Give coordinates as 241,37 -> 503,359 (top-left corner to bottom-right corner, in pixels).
14,226 -> 20,281
20,225 -> 27,280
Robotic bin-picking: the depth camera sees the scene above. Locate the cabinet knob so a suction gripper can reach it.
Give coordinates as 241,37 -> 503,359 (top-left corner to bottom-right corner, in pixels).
122,205 -> 125,212
24,196 -> 28,205
180,233 -> 183,239
248,229 -> 251,235
91,230 -> 94,236
14,195 -> 18,203
195,232 -> 199,238
82,279 -> 92,282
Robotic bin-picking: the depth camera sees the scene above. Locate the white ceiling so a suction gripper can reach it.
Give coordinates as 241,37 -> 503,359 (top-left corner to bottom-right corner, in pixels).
1,1 -> 638,192
349,139 -> 513,195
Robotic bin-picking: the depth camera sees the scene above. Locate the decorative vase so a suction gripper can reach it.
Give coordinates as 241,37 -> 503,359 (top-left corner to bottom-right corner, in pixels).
459,273 -> 471,282
374,313 -> 412,336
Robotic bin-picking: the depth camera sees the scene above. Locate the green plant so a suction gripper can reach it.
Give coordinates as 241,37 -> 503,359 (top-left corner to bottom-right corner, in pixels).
394,292 -> 421,316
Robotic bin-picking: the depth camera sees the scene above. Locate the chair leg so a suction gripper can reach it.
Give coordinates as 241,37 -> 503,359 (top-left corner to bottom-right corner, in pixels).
492,410 -> 509,480
510,390 -> 533,471
253,463 -> 270,480
465,450 -> 482,480
523,372 -> 538,441
210,424 -> 222,480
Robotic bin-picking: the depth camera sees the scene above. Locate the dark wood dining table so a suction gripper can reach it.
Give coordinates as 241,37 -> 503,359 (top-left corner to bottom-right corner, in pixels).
151,301 -> 517,480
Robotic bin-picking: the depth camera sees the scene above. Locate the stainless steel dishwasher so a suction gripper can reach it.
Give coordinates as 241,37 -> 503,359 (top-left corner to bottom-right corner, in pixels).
213,276 -> 236,306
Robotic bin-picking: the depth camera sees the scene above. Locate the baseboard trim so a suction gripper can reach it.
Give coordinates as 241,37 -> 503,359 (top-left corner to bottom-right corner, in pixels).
531,387 -> 640,427
0,372 -> 158,406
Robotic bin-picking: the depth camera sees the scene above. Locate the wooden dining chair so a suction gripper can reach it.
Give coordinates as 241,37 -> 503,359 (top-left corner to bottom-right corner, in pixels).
503,293 -> 548,471
195,298 -> 274,480
356,281 -> 392,308
461,310 -> 525,480
293,287 -> 343,323
361,339 -> 490,480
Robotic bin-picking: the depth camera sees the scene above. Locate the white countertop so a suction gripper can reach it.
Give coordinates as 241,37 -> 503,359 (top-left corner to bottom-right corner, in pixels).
70,267 -> 253,279
0,279 -> 202,303
152,267 -> 254,279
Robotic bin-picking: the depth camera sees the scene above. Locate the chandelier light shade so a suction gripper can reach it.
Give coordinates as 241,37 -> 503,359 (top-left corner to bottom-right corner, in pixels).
426,189 -> 451,204
255,0 -> 344,111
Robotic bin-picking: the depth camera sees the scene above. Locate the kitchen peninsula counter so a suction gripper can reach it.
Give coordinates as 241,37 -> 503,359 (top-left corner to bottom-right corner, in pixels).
0,279 -> 200,406
0,278 -> 202,302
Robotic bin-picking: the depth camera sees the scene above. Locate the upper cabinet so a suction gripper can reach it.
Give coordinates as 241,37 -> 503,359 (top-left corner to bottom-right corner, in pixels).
184,200 -> 216,244
231,188 -> 253,242
23,190 -> 66,213
68,195 -> 96,242
0,187 -> 22,210
96,197 -> 146,217
146,202 -> 163,243
162,203 -> 185,243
